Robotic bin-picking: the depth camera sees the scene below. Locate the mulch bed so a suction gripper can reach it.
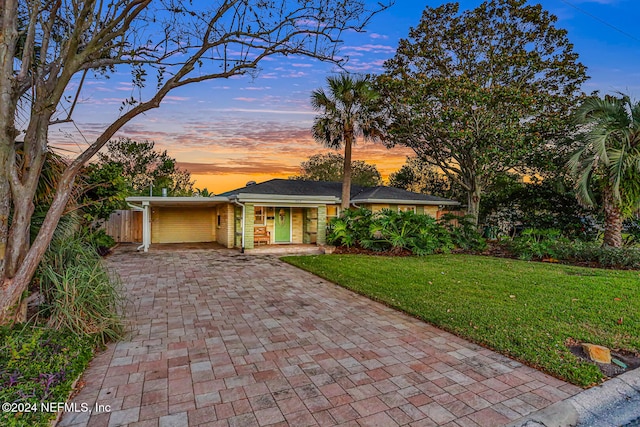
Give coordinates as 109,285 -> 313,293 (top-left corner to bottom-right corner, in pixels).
566,338 -> 640,379
333,246 -> 414,256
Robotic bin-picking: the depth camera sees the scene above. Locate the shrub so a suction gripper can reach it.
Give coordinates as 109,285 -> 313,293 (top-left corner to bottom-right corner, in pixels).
553,240 -> 640,269
440,214 -> 487,251
36,233 -> 125,345
361,209 -> 452,255
328,209 -> 483,255
326,207 -> 373,247
86,229 -> 116,256
509,228 -> 567,260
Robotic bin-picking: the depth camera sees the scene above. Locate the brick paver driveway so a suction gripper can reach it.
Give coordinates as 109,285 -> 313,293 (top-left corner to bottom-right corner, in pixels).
60,247 -> 581,427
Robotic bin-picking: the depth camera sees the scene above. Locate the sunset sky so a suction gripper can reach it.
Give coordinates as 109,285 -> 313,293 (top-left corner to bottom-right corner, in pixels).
49,0 -> 640,194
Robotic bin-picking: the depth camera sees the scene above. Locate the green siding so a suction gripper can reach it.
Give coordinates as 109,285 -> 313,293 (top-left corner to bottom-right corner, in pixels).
416,205 -> 424,215
244,204 -> 255,249
317,205 -> 327,245
234,206 -> 242,248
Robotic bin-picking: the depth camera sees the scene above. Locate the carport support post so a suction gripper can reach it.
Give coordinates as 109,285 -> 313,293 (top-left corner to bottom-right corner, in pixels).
142,201 -> 150,252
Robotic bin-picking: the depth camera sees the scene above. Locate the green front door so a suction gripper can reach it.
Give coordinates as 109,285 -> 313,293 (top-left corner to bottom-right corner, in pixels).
274,207 -> 291,242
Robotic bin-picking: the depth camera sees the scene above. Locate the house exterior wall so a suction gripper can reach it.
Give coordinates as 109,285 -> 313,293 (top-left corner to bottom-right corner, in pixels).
364,203 -> 438,218
291,208 -> 303,244
303,208 -> 318,244
423,205 -> 439,218
216,204 -> 235,248
151,207 -> 215,243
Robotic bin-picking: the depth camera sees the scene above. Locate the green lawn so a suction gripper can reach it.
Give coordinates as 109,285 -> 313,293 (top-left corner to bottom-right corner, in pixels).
282,254 -> 640,387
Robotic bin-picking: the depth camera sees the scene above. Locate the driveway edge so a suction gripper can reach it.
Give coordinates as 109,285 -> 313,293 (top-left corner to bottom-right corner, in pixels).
507,367 -> 640,427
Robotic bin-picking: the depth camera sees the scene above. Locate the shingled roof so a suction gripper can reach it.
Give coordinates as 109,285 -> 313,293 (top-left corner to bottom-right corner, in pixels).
221,179 -> 459,205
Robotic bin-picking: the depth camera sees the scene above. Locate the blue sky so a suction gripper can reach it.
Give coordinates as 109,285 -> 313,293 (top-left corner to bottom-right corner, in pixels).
51,0 -> 640,193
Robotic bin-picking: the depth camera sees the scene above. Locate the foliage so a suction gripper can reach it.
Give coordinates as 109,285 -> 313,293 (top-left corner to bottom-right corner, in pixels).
284,254 -> 640,386
440,214 -> 487,251
506,227 -> 640,268
327,208 -> 374,247
568,94 -> 640,247
97,138 -> 194,197
311,74 -> 386,208
0,325 -> 93,427
36,232 -> 124,345
195,188 -> 213,197
551,240 -> 640,269
378,0 -> 587,221
327,208 -> 485,255
509,228 -> 567,260
86,229 -> 116,256
623,216 -> 640,246
79,162 -> 129,224
361,209 -> 453,255
480,174 -> 598,240
388,157 -> 464,201
290,153 -> 382,187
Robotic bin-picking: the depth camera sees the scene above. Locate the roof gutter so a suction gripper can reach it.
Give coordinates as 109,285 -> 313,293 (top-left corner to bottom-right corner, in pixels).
352,198 -> 460,206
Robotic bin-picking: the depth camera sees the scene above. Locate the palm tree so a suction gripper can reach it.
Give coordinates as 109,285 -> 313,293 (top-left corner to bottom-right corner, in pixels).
568,94 -> 640,247
311,74 -> 384,210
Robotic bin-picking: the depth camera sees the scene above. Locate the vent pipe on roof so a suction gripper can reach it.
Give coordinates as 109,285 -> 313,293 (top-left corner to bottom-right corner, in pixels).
162,188 -> 167,197
246,180 -> 256,186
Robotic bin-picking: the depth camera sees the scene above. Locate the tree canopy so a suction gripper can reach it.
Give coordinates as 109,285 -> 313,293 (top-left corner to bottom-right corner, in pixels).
378,0 -> 587,222
291,152 -> 382,187
97,138 -> 194,197
568,94 -> 640,247
311,73 -> 385,209
388,157 -> 463,201
0,0 -> 390,322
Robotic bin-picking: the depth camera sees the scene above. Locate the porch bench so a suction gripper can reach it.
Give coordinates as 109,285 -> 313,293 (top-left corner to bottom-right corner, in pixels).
254,226 -> 270,245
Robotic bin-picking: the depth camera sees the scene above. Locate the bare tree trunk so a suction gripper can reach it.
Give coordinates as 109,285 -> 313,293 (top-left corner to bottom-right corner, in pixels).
0,0 -> 19,281
341,132 -> 353,210
0,146 -> 11,280
603,186 -> 623,248
466,180 -> 482,226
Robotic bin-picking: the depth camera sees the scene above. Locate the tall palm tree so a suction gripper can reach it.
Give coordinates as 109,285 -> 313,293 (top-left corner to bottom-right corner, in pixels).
311,74 -> 385,210
568,94 -> 640,247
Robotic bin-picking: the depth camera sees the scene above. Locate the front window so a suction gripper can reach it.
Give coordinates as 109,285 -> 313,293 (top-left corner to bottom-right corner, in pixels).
254,206 -> 266,225
327,205 -> 340,219
398,205 -> 416,213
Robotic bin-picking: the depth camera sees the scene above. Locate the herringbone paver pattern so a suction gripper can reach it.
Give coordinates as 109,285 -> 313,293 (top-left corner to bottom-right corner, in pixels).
59,246 -> 581,427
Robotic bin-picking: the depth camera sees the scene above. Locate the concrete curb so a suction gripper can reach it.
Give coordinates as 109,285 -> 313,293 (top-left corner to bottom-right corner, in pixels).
507,367 -> 640,427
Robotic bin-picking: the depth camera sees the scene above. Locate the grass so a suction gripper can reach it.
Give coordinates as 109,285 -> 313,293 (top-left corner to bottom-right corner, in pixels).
282,254 -> 640,387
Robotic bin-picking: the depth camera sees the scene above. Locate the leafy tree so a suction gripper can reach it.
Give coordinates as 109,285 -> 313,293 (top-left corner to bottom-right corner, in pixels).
568,94 -> 640,247
291,153 -> 382,187
311,74 -> 385,209
195,188 -> 213,197
97,138 -> 194,197
389,157 -> 463,201
378,0 -> 587,223
79,162 -> 129,225
480,174 -> 596,239
0,0 -> 390,323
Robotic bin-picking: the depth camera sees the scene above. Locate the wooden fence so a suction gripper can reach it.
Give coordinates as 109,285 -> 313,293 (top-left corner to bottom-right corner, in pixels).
103,210 -> 142,243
